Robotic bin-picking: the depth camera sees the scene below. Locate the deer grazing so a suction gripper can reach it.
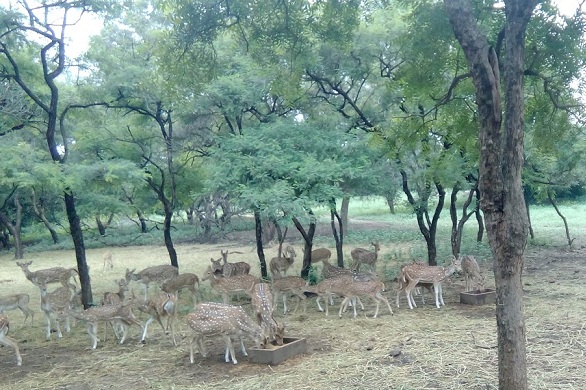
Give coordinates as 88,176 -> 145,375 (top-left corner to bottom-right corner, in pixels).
271,276 -> 310,314
161,272 -> 201,302
102,251 -> 114,271
350,241 -> 381,272
186,302 -> 266,365
401,256 -> 461,309
269,245 -> 296,277
202,265 -> 259,304
460,255 -> 485,291
125,264 -> 178,299
250,283 -> 285,346
39,283 -> 75,340
217,250 -> 251,277
0,314 -> 22,366
0,293 -> 35,327
311,248 -> 332,264
17,261 -> 78,291
135,292 -> 178,346
68,299 -> 144,349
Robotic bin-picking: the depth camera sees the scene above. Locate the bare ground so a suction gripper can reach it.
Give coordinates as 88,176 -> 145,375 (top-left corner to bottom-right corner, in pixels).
0,220 -> 585,389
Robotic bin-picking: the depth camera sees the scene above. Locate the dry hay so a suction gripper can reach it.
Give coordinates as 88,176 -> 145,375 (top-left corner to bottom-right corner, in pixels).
0,246 -> 585,389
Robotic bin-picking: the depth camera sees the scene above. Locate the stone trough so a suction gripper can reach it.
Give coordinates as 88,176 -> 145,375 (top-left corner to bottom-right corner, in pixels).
248,337 -> 307,365
460,288 -> 496,305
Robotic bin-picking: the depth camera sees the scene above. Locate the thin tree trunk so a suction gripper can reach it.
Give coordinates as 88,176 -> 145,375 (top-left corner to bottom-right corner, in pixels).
163,202 -> 178,268
449,185 -> 476,256
96,215 -> 106,236
292,214 -> 316,279
0,195 -> 23,259
330,199 -> 344,268
547,190 -> 573,247
474,189 -> 484,242
30,188 -> 59,244
254,210 -> 267,279
340,196 -> 350,237
524,186 -> 535,240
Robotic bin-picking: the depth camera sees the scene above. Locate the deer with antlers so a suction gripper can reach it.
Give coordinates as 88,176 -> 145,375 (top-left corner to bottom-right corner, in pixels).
401,256 -> 461,309
125,264 -> 178,300
0,314 -> 22,366
202,265 -> 259,304
17,261 -> 78,291
217,250 -> 251,277
0,293 -> 35,327
186,302 -> 267,365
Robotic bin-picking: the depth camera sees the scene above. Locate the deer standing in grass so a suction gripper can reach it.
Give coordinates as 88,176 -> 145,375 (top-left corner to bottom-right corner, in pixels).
202,265 -> 259,304
305,275 -> 363,316
39,283 -> 75,340
0,293 -> 35,327
401,256 -> 461,309
0,314 -> 21,366
101,279 -> 130,340
125,264 -> 178,300
102,251 -> 114,271
311,248 -> 332,264
135,292 -> 178,346
460,255 -> 485,291
17,261 -> 78,291
338,279 -> 393,318
68,298 -> 144,349
250,283 -> 285,346
395,262 -> 433,308
186,302 -> 266,365
271,275 -> 310,314
161,272 -> 201,303
269,245 -> 296,278
350,241 -> 380,272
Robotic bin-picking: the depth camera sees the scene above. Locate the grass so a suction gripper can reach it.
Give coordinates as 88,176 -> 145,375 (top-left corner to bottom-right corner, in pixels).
0,198 -> 585,389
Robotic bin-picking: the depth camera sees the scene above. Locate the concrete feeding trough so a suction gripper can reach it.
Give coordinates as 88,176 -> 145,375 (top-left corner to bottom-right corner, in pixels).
248,337 -> 307,365
460,288 -> 496,305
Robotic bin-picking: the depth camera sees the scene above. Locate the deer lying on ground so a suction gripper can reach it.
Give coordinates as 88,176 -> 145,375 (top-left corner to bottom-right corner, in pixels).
0,314 -> 22,366
39,283 -> 75,340
217,250 -> 251,277
269,245 -> 296,278
17,261 -> 78,291
161,272 -> 201,302
135,292 -> 178,346
401,256 -> 461,309
202,265 -> 259,304
271,275 -> 310,314
0,293 -> 35,327
311,248 -> 332,264
460,254 -> 485,291
68,298 -> 144,349
350,241 -> 380,272
125,264 -> 178,300
186,302 -> 266,365
250,283 -> 285,346
321,259 -> 352,279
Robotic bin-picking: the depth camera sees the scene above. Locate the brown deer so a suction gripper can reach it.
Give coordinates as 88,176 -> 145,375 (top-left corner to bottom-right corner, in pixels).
218,250 -> 251,277
338,279 -> 393,318
161,273 -> 201,302
17,261 -> 78,291
271,275 -> 310,314
0,293 -> 35,327
395,262 -> 433,308
186,302 -> 266,365
311,248 -> 332,264
39,283 -> 75,340
350,241 -> 381,272
102,251 -> 114,271
101,279 -> 130,341
202,265 -> 259,304
0,314 -> 22,366
401,256 -> 461,309
269,245 -> 296,277
125,264 -> 178,299
135,292 -> 178,346
460,255 -> 485,291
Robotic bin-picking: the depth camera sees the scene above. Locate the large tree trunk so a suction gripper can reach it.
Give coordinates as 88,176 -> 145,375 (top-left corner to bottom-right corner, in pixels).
0,194 -> 23,259
340,196 -> 350,237
292,213 -> 316,279
254,210 -> 268,279
163,201 -> 178,269
444,1 -> 534,388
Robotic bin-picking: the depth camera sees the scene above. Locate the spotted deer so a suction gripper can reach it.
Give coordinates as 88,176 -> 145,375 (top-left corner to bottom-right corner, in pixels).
311,248 -> 332,264
135,292 -> 178,346
395,262 -> 433,308
219,250 -> 251,277
0,293 -> 35,327
460,255 -> 485,291
125,264 -> 178,300
305,275 -> 364,316
101,279 -> 130,341
0,314 -> 21,366
350,241 -> 381,272
271,276 -> 310,314
250,283 -> 285,346
338,279 -> 393,318
17,261 -> 78,291
269,246 -> 296,277
186,302 -> 266,365
39,283 -> 75,340
202,265 -> 259,304
401,256 -> 461,309
161,272 -> 201,302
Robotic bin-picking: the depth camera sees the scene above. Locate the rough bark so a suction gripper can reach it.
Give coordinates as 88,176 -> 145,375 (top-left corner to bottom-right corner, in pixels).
30,188 -> 59,244
449,184 -> 477,256
0,193 -> 23,259
444,1 -> 534,388
340,196 -> 350,237
292,214 -> 316,279
329,199 -> 344,268
254,210 -> 268,279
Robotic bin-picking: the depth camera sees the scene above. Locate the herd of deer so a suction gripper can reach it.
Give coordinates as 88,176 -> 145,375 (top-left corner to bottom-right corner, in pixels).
0,244 -> 486,367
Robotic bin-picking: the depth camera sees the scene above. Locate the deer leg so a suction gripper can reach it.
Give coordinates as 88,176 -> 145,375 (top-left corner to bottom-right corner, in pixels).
404,279 -> 419,310
118,322 -> 130,345
239,336 -> 248,356
438,283 -> 445,307
338,297 -> 350,318
315,296 -> 324,312
87,322 -> 99,349
44,313 -> 52,340
189,334 -> 199,363
141,316 -> 155,342
223,336 -> 237,364
433,283 -> 441,308
0,333 -> 22,366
